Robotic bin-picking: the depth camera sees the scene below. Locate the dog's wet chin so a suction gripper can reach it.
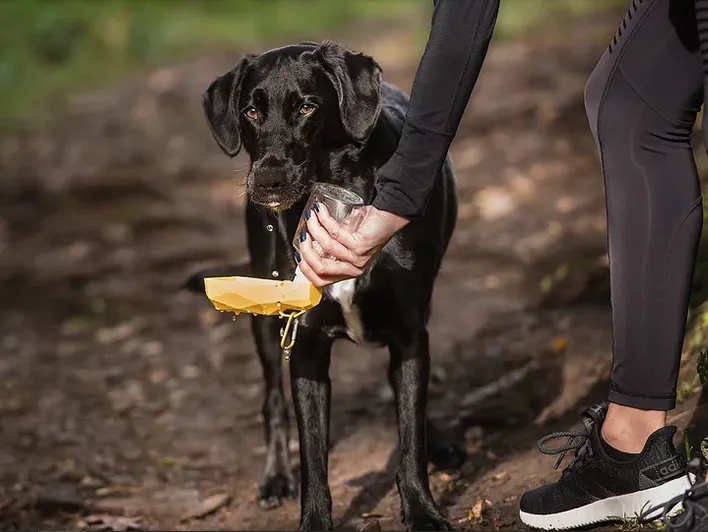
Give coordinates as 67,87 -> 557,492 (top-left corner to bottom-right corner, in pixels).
250,191 -> 303,212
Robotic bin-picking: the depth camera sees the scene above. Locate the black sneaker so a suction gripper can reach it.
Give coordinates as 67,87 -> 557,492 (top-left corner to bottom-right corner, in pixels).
639,459 -> 708,531
519,403 -> 693,530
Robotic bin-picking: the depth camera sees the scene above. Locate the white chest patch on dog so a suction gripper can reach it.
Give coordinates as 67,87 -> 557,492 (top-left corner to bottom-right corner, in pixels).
326,279 -> 366,345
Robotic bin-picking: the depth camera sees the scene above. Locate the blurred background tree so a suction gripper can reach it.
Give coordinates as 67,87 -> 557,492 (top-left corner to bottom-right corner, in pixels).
0,0 -> 624,128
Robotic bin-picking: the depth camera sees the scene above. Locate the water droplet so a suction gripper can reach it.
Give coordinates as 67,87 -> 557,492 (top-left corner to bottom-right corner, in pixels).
266,224 -> 274,232
232,315 -> 236,321
272,270 -> 279,278
276,301 -> 282,308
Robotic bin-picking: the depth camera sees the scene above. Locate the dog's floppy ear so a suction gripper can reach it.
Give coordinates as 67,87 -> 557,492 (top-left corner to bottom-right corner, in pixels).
314,42 -> 382,142
201,55 -> 253,157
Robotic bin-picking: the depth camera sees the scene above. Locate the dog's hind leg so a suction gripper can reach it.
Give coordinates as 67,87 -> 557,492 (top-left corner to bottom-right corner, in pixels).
289,331 -> 334,531
252,315 -> 298,509
389,328 -> 454,531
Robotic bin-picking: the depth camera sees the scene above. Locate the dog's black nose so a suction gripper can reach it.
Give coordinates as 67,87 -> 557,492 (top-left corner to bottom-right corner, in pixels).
256,170 -> 288,190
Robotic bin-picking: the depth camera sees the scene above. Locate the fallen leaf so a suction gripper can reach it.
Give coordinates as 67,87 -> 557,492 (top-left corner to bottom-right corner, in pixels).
180,492 -> 231,522
469,498 -> 485,521
159,456 -> 176,467
550,335 -> 568,353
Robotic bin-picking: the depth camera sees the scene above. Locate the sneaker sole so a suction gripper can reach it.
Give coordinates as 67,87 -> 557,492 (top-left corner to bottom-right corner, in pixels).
519,474 -> 693,530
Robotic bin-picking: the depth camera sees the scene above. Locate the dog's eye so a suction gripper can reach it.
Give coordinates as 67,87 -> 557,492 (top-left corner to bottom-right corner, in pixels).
244,107 -> 259,121
298,104 -> 316,116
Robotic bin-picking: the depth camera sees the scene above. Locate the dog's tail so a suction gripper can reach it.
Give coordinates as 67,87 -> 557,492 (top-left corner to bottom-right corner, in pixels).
183,262 -> 252,295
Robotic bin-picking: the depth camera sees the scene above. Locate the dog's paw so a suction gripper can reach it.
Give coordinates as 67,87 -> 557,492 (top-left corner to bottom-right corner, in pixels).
299,515 -> 334,531
257,472 -> 298,509
402,500 -> 455,531
404,513 -> 455,531
427,440 -> 466,471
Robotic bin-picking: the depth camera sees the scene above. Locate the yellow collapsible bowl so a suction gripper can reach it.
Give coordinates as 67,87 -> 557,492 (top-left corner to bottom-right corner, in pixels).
203,276 -> 322,316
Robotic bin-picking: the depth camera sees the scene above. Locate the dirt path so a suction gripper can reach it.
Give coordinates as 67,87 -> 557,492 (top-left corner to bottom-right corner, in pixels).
1,9 -> 705,532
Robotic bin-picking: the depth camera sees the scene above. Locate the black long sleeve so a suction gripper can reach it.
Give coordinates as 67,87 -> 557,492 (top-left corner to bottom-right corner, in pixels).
373,0 -> 500,218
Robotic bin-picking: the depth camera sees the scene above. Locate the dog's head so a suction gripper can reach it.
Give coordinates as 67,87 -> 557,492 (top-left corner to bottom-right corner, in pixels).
202,42 -> 383,210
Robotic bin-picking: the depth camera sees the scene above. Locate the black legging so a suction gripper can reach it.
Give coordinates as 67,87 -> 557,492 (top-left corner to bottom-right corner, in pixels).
585,0 -> 708,410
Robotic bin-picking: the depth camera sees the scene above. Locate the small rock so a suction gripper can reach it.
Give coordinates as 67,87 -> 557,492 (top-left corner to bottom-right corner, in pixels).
57,341 -> 85,357
68,240 -> 92,260
107,381 -> 144,413
140,340 -> 163,358
465,426 -> 484,441
77,474 -> 104,488
430,366 -> 447,384
180,492 -> 231,522
35,481 -> 84,513
103,224 -> 131,243
61,316 -> 96,337
148,369 -> 169,384
376,385 -> 394,402
87,497 -> 140,516
94,485 -> 140,498
438,472 -> 453,483
84,514 -> 143,531
95,319 -> 146,345
0,397 -> 25,413
180,365 -> 201,379
491,471 -> 509,483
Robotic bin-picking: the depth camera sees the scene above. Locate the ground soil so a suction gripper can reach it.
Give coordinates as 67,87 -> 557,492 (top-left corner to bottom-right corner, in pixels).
2,9 -> 707,532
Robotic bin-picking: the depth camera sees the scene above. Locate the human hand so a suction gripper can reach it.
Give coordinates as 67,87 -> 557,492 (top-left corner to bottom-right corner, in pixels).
295,203 -> 409,287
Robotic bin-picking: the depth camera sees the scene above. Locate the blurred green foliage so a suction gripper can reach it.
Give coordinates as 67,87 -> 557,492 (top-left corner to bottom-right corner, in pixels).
0,0 -> 415,126
0,0 -> 626,128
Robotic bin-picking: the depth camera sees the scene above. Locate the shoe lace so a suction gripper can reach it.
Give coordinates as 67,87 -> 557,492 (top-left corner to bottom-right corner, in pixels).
639,458 -> 708,531
536,420 -> 593,474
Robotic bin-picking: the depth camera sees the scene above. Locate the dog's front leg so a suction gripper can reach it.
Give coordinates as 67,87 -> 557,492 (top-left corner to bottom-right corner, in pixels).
389,329 -> 454,531
290,330 -> 334,531
251,315 -> 298,509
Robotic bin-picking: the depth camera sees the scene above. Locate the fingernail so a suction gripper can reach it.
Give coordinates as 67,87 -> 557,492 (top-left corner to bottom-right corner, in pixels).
295,251 -> 301,262
313,203 -> 320,213
299,231 -> 306,242
304,209 -> 311,220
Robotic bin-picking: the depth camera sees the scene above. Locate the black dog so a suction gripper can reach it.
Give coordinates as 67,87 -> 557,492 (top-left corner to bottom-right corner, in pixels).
192,41 -> 462,531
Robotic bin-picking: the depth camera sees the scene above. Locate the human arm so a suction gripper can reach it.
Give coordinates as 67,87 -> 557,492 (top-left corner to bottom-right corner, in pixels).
298,0 -> 501,286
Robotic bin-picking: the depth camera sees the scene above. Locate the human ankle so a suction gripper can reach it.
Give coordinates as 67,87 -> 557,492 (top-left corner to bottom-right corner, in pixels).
600,403 -> 666,454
